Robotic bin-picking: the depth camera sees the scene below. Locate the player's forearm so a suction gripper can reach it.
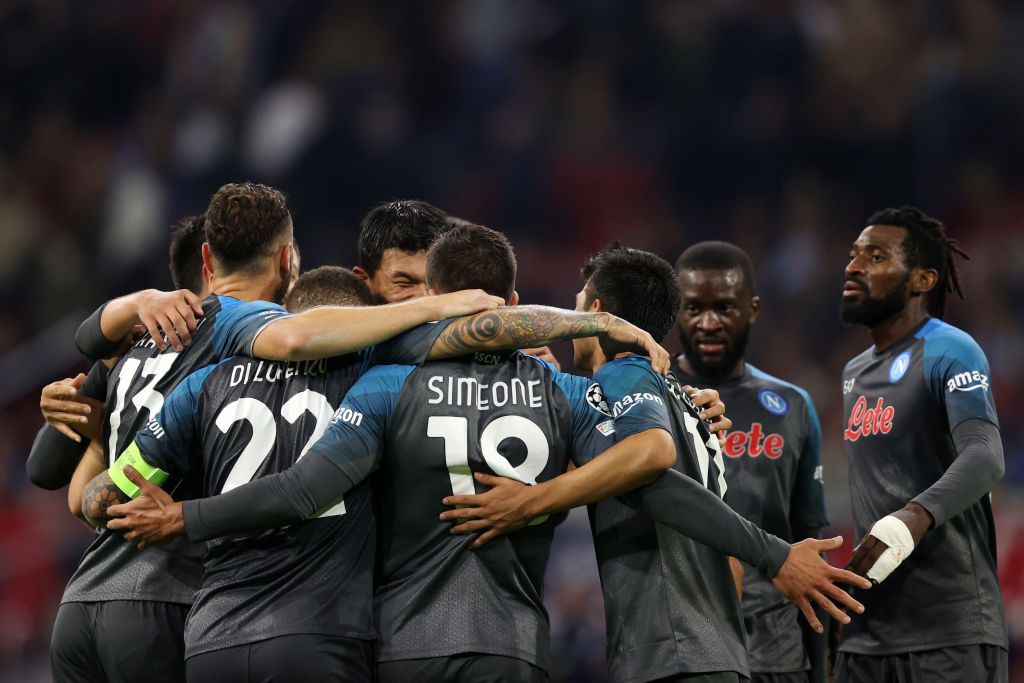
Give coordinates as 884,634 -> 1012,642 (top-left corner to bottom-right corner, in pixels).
626,468 -> 792,576
184,452 -> 355,542
82,471 -> 132,528
70,441 -> 107,528
426,307 -> 612,359
26,424 -> 88,490
911,418 -> 1004,527
76,302 -> 126,360
525,429 -> 676,516
252,297 -> 446,361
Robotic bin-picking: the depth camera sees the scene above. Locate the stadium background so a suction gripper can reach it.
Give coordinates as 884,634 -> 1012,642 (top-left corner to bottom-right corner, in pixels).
1,1 -> 1022,680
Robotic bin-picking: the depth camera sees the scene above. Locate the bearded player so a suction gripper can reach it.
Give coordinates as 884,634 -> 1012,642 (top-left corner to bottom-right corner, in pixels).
675,242 -> 829,683
836,206 -> 1007,682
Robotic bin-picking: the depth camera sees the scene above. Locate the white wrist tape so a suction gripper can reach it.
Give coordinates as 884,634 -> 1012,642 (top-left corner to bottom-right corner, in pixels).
865,515 -> 915,583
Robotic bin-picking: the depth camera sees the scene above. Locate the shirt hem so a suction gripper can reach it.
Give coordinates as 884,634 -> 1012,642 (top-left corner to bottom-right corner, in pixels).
839,633 -> 1008,656
60,593 -> 194,606
376,644 -> 546,671
185,627 -> 376,658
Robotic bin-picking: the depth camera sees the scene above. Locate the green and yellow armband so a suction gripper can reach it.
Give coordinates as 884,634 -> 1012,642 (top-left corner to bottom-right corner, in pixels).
109,441 -> 170,499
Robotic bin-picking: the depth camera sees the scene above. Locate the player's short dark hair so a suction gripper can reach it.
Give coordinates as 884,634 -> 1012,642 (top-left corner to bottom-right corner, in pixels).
582,243 -> 680,342
204,182 -> 292,272
675,241 -> 757,296
867,205 -> 969,319
285,266 -> 373,312
426,224 -> 516,300
168,214 -> 206,294
358,200 -> 450,275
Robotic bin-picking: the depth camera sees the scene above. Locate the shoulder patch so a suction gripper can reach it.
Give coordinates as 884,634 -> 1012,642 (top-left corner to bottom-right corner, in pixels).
586,383 -> 613,416
758,388 -> 789,416
888,351 -> 911,383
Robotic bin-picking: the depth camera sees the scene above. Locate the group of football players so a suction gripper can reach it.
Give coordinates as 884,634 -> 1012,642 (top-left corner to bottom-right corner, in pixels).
28,182 -> 1007,683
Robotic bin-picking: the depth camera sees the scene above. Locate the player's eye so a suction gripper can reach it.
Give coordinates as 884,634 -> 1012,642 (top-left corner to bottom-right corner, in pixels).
871,254 -> 884,262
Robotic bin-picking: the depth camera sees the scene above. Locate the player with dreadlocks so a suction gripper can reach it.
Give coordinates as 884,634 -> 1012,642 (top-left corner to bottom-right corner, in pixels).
833,206 -> 1007,682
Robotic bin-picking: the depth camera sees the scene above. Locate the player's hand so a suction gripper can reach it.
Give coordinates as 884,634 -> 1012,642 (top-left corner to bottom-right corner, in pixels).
135,289 -> 204,352
771,536 -> 872,634
439,472 -> 539,548
523,347 -> 561,371
106,466 -> 185,549
685,386 -> 731,444
846,502 -> 931,582
604,317 -> 670,374
40,373 -> 105,442
431,290 -> 505,319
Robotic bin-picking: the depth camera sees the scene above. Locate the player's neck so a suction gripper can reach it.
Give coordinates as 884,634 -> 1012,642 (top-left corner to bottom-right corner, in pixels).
868,304 -> 929,352
676,353 -> 745,383
210,271 -> 281,304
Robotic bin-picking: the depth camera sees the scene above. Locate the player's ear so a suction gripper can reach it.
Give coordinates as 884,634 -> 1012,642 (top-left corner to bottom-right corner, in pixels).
589,297 -> 603,313
278,241 -> 292,271
427,287 -> 438,296
749,295 -> 760,324
201,243 -> 215,277
508,291 -> 520,307
352,266 -> 371,284
911,267 -> 939,295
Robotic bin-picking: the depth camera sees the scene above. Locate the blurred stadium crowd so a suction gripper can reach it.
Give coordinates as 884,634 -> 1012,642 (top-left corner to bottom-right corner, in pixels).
1,1 -> 1023,680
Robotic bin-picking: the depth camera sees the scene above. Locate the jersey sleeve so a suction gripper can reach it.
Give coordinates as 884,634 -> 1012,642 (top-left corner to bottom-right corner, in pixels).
116,363 -> 217,496
81,361 -> 111,399
549,369 -> 616,466
594,358 -> 672,442
308,364 -> 414,486
923,329 -> 999,430
789,390 -> 829,530
211,298 -> 292,358
358,318 -> 456,371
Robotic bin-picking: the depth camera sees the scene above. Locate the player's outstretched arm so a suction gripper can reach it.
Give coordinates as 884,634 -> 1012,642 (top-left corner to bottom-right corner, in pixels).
440,389 -> 726,543
846,418 -> 1003,584
251,289 -> 503,361
77,289 -> 205,357
106,452 -> 356,548
425,306 -> 671,374
441,428 -> 677,545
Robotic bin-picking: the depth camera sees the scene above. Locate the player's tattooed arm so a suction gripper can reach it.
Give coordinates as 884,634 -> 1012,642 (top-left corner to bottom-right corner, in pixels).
427,306 -> 671,373
81,471 -> 132,529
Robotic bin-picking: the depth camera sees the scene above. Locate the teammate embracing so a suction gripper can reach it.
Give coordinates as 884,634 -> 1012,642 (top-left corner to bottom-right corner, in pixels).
675,242 -> 829,683
836,207 -> 1007,682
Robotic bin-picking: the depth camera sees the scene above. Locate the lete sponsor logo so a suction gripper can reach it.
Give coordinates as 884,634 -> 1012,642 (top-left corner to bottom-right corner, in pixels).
722,423 -> 785,459
946,370 -> 989,393
844,396 -> 894,441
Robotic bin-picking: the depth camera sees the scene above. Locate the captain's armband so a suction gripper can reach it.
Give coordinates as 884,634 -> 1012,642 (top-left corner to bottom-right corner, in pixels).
108,441 -> 169,499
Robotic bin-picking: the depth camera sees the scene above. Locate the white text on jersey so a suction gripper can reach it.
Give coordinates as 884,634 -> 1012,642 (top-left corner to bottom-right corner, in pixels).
427,375 -> 543,411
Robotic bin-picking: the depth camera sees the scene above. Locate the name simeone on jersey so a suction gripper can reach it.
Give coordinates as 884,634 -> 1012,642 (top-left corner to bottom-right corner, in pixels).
947,370 -> 989,393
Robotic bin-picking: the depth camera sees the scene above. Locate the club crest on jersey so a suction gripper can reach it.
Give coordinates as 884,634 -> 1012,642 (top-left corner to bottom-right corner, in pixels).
888,351 -> 911,383
585,383 -> 613,416
758,389 -> 788,416
947,370 -> 989,393
844,396 -> 894,441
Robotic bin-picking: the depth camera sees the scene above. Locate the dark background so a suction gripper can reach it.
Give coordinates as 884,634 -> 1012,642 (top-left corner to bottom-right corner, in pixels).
1,1 -> 1022,680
